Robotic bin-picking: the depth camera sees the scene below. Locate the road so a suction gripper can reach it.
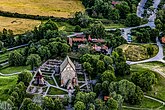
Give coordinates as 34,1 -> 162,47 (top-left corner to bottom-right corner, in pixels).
137,0 -> 148,18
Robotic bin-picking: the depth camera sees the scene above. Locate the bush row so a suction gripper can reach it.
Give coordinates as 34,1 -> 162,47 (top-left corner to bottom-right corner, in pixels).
0,11 -> 73,22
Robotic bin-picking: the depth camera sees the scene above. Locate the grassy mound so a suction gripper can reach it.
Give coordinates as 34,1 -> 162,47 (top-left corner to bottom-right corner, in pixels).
118,44 -> 158,61
0,0 -> 85,18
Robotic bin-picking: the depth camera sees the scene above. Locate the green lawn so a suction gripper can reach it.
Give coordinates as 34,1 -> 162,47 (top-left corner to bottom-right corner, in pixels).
104,23 -> 125,29
123,97 -> 162,110
0,75 -> 18,101
0,65 -> 31,74
48,87 -> 67,95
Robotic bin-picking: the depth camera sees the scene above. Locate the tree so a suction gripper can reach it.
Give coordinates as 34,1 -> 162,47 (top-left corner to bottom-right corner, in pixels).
94,83 -> 102,95
90,23 -> 106,38
0,40 -> 4,50
109,80 -> 144,104
94,99 -> 105,110
18,70 -> 32,86
106,98 -> 118,110
101,70 -> 116,82
0,101 -> 12,110
48,42 -> 59,55
27,103 -> 42,110
9,50 -> 24,66
103,56 -> 113,68
37,46 -> 51,60
42,97 -> 54,110
89,103 -> 95,110
147,46 -> 154,56
74,101 -> 85,110
96,60 -> 105,73
102,81 -> 109,95
26,54 -> 41,70
74,25 -> 81,32
125,13 -> 141,27
20,98 -> 32,110
131,70 -> 157,91
83,62 -> 93,77
54,98 -> 64,110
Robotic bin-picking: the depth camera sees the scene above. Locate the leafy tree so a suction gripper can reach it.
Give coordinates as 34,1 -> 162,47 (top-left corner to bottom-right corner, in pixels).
94,83 -> 102,95
131,71 -> 157,91
48,42 -> 59,55
101,70 -> 116,82
27,103 -> 42,110
115,62 -> 130,76
74,101 -> 85,110
96,60 -> 105,73
37,46 -> 51,60
90,23 -> 106,38
89,103 -> 95,110
74,25 -> 81,32
94,99 -> 105,110
109,80 -> 144,104
20,98 -> 32,110
18,70 -> 32,86
103,56 -> 113,68
26,54 -> 41,70
102,81 -> 109,95
54,98 -> 64,110
106,98 -> 118,110
125,13 -> 141,27
147,46 -> 154,56
0,40 -> 4,50
83,62 -> 94,77
9,50 -> 24,66
42,97 -> 54,110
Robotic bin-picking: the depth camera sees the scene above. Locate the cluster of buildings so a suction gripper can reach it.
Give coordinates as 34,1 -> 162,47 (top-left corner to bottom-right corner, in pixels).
68,34 -> 109,54
33,56 -> 78,90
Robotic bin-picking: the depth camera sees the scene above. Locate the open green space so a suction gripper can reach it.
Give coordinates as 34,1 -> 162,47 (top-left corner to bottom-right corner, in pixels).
0,75 -> 18,101
118,44 -> 158,61
124,97 -> 162,110
0,65 -> 30,74
48,87 -> 67,95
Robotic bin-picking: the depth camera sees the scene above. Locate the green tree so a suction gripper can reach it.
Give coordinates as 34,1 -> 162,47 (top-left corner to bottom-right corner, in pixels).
26,54 -> 41,70
106,98 -> 118,110
96,60 -> 105,73
74,25 -> 81,32
74,101 -> 85,110
42,97 -> 54,110
90,23 -> 106,38
101,70 -> 116,82
131,71 -> 157,91
37,46 -> 51,60
9,50 -> 24,66
125,13 -> 141,27
18,70 -> 32,86
54,98 -> 64,110
94,83 -> 102,95
147,46 -> 154,56
20,98 -> 32,110
83,62 -> 94,77
27,103 -> 42,110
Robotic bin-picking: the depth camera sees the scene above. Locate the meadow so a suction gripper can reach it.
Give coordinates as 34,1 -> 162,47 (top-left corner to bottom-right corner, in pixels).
0,16 -> 41,34
0,0 -> 85,18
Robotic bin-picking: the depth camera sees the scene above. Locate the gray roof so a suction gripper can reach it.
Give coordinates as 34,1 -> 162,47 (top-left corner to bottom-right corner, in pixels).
60,56 -> 75,72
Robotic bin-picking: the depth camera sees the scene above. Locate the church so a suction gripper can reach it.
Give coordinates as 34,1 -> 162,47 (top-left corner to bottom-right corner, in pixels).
60,56 -> 78,89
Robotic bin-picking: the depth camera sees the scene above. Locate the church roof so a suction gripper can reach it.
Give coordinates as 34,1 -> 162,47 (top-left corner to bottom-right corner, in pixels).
60,56 -> 75,72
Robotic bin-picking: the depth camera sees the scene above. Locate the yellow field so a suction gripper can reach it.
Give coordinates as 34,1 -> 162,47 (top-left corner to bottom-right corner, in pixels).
0,0 -> 85,18
0,16 -> 41,34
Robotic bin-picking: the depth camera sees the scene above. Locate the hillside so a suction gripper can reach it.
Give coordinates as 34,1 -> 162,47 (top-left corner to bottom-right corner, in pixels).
0,0 -> 85,18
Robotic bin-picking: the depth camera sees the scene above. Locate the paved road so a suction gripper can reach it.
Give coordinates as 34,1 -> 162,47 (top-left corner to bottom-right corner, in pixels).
137,0 -> 148,18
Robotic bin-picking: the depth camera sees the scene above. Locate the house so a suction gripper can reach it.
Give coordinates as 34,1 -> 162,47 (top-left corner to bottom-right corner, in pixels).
60,56 -> 78,89
93,44 -> 108,53
34,69 -> 45,86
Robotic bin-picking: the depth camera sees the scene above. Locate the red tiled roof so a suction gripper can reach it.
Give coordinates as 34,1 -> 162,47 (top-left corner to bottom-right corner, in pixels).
112,1 -> 120,5
72,38 -> 87,42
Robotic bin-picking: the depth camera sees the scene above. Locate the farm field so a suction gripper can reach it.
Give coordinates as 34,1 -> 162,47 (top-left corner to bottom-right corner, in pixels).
0,0 -> 85,18
0,16 -> 41,34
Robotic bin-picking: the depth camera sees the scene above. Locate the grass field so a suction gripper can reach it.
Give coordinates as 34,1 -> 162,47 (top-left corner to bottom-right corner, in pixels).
0,16 -> 41,34
0,0 -> 85,18
48,87 -> 67,95
0,75 -> 17,101
118,44 -> 158,61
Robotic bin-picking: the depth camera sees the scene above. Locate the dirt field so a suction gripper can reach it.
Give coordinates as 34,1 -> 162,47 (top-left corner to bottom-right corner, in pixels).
0,16 -> 41,34
0,0 -> 85,18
